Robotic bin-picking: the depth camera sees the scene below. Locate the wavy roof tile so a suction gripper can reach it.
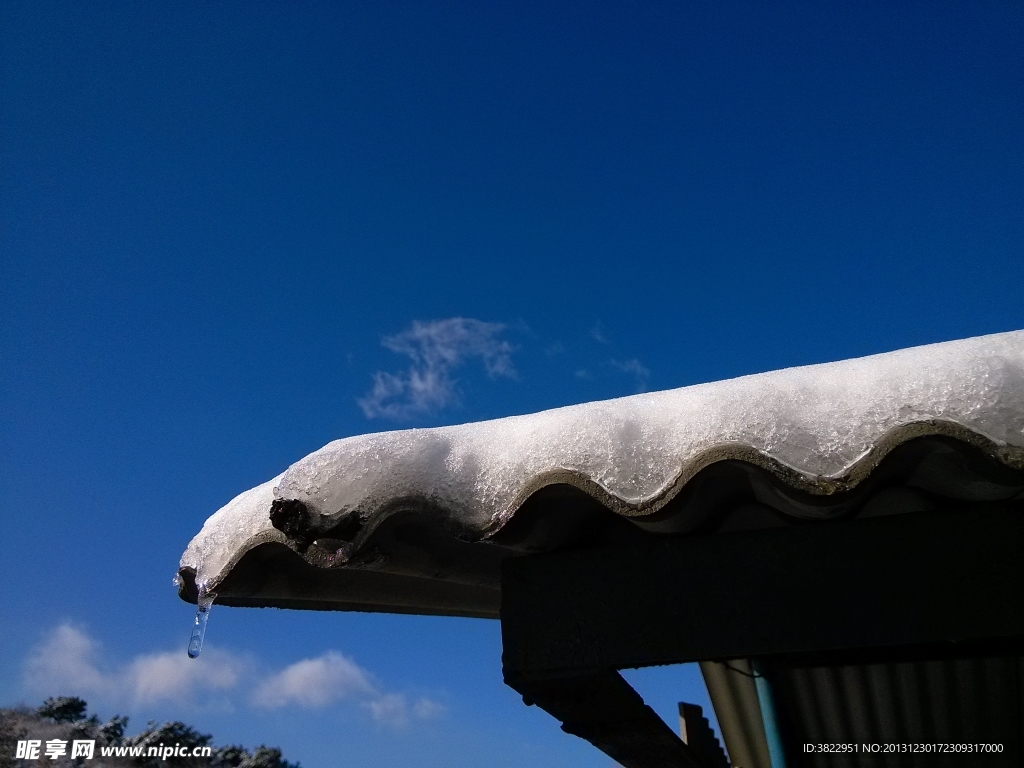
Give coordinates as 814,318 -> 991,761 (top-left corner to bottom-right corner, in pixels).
177,330 -> 1024,617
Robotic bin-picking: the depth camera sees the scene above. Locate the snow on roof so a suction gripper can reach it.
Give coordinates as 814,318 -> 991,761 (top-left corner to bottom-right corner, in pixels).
179,330 -> 1024,605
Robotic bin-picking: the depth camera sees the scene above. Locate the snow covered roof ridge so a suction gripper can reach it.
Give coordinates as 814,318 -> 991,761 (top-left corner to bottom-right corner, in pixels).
179,330 -> 1024,599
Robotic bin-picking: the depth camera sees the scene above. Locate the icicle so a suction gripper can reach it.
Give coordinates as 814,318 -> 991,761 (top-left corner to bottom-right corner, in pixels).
187,589 -> 215,659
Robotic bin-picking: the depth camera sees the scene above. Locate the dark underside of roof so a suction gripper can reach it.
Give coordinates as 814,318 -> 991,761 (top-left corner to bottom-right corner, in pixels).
176,433 -> 1024,618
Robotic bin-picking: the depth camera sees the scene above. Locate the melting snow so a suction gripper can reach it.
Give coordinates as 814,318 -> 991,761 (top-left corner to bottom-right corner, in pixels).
181,330 -> 1024,590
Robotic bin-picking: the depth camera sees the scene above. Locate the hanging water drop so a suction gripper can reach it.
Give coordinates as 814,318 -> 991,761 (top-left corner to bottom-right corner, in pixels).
187,591 -> 215,658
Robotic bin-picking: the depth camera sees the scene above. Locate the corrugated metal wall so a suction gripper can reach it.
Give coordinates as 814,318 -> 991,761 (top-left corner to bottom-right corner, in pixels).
763,654 -> 1022,767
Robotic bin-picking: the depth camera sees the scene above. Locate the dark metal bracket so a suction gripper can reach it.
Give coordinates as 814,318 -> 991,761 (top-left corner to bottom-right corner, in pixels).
503,667 -> 710,768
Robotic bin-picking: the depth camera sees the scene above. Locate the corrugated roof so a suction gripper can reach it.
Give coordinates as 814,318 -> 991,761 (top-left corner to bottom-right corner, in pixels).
177,330 -> 1024,615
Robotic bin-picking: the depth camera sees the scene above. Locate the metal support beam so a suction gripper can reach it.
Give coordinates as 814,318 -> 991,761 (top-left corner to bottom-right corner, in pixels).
503,667 -> 709,768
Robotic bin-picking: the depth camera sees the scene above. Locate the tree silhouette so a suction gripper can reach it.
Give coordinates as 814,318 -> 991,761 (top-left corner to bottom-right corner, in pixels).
0,698 -> 300,768
36,697 -> 89,724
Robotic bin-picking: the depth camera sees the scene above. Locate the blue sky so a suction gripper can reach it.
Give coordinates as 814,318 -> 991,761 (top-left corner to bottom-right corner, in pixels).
2,1 -> 1022,765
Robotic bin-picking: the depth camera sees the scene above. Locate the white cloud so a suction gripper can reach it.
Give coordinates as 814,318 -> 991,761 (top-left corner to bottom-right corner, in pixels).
24,626 -> 446,729
127,650 -> 242,705
253,652 -> 445,728
252,651 -> 375,709
24,625 -> 111,698
23,624 -> 244,708
358,318 -> 516,419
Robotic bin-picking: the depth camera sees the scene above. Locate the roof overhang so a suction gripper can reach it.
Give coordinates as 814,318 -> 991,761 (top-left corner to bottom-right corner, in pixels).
177,330 -> 1024,615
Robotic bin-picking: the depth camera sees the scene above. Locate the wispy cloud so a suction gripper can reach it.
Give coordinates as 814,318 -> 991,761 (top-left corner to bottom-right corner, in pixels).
544,341 -> 564,357
609,358 -> 651,392
362,693 -> 446,728
24,625 -> 445,728
411,697 -> 446,720
590,322 -> 609,345
358,318 -> 516,420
